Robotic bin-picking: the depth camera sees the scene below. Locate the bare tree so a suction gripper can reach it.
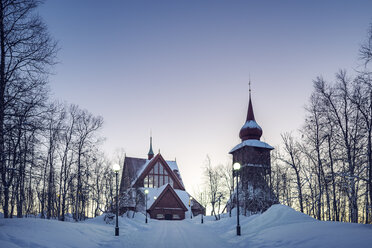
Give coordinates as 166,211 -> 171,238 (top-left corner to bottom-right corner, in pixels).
203,156 -> 227,220
278,133 -> 304,213
360,23 -> 372,67
0,0 -> 57,218
73,108 -> 103,221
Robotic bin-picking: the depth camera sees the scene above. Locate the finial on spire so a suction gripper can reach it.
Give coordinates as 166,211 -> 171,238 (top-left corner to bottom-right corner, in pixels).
148,133 -> 154,160
249,75 -> 252,98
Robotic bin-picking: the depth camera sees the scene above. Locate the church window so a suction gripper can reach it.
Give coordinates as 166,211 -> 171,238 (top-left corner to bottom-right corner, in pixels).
144,175 -> 149,187
154,175 -> 158,187
156,214 -> 165,219
169,177 -> 173,187
144,162 -> 174,188
149,175 -> 154,188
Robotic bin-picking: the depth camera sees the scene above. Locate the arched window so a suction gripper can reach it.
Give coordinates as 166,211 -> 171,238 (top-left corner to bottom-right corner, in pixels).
144,162 -> 173,188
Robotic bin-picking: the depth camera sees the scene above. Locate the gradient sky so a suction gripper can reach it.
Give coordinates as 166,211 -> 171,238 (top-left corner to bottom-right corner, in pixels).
39,0 -> 372,193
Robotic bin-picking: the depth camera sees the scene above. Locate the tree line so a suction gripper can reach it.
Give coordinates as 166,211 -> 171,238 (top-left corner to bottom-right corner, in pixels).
0,0 -> 115,221
198,24 -> 372,224
273,24 -> 372,224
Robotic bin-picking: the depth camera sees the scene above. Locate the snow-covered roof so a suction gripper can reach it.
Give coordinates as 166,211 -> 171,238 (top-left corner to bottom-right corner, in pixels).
135,159 -> 180,180
126,155 -> 183,187
242,120 -> 262,130
141,185 -> 191,212
166,160 -> 180,172
230,139 -> 274,153
132,159 -> 153,185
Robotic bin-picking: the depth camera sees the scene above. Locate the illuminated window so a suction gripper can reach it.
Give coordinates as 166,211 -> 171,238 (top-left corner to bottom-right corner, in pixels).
144,175 -> 149,187
156,214 -> 165,219
169,177 -> 173,187
149,175 -> 153,188
145,162 -> 173,188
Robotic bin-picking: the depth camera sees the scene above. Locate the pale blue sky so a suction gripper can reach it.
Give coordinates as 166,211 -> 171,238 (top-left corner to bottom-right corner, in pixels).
39,0 -> 372,191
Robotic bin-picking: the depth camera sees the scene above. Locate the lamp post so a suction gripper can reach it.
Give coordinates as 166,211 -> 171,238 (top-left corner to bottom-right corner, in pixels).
233,162 -> 241,236
201,193 -> 204,224
189,196 -> 193,219
230,163 -> 233,218
113,163 -> 120,236
145,189 -> 149,223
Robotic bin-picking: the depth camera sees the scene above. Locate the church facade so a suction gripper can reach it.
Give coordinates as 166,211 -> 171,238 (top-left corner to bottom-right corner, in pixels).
118,138 -> 204,220
228,90 -> 277,214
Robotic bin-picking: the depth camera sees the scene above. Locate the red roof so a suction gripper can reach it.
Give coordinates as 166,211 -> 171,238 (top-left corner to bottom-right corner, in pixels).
239,95 -> 263,141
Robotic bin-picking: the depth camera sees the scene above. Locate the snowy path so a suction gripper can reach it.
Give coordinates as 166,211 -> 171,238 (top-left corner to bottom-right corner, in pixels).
119,218 -> 230,248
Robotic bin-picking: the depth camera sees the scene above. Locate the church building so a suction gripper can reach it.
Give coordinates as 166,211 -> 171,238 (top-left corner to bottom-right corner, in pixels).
118,138 -> 204,220
228,87 -> 277,214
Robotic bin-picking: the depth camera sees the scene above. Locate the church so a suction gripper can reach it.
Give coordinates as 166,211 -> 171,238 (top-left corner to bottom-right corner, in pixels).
118,138 -> 204,220
227,88 -> 277,214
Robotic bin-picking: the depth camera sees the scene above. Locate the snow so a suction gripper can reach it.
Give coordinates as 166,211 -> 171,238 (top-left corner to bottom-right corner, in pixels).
166,160 -> 180,172
230,139 -> 274,153
1,204 -> 371,248
132,159 -> 153,186
242,120 -> 262,130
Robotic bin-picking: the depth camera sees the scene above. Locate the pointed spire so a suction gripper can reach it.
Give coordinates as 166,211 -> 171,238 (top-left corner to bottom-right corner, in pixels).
148,134 -> 154,160
246,79 -> 255,122
239,80 -> 263,141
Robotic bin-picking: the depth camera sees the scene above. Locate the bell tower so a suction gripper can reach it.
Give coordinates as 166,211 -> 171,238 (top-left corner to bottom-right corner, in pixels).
230,84 -> 276,213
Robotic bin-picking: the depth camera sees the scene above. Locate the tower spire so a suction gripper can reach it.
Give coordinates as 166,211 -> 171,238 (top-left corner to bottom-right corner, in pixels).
239,80 -> 262,141
246,79 -> 255,122
148,133 -> 154,160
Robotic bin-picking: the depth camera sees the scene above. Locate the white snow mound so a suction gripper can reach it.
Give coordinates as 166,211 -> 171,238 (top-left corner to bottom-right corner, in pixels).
248,204 -> 315,231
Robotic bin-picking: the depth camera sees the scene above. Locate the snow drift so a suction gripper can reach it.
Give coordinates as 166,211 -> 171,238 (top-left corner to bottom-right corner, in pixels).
0,204 -> 371,248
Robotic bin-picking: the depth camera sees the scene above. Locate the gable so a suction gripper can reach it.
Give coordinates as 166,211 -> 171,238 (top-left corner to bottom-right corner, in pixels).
149,184 -> 188,211
134,154 -> 185,190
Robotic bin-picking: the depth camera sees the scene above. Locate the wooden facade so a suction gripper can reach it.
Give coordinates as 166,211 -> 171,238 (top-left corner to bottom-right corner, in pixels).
133,154 -> 185,190
148,184 -> 188,220
229,91 -> 277,213
119,146 -> 204,220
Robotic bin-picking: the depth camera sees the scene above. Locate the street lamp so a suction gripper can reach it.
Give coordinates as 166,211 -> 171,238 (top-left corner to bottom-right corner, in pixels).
144,189 -> 149,223
189,196 -> 193,219
233,162 -> 241,236
200,193 -> 204,224
113,163 -> 120,236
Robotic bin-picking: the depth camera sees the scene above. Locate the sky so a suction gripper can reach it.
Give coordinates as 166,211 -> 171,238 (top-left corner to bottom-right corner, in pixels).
38,0 -> 372,194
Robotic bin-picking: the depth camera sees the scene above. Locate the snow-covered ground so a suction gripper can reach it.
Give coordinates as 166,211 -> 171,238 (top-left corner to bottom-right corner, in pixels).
1,205 -> 371,248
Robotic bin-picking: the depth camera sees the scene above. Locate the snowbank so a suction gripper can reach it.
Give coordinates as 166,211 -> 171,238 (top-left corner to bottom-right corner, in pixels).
0,204 -> 371,248
221,204 -> 372,248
